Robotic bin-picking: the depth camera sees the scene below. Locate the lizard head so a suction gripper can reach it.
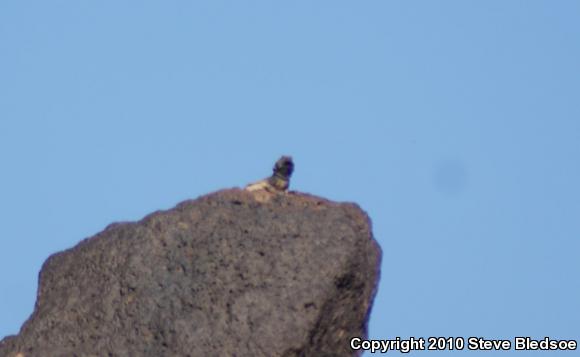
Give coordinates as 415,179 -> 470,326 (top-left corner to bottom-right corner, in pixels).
273,156 -> 294,179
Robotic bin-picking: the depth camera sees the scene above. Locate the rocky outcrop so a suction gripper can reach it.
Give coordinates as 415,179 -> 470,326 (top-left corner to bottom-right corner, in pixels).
0,189 -> 381,357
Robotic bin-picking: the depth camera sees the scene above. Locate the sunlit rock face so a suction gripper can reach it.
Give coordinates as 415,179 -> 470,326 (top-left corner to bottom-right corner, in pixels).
0,189 -> 381,357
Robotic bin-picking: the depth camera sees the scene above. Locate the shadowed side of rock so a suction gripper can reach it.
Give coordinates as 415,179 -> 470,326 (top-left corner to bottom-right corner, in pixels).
0,189 -> 382,357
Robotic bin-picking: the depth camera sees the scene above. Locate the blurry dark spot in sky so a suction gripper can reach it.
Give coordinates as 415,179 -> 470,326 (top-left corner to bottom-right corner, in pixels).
432,160 -> 468,196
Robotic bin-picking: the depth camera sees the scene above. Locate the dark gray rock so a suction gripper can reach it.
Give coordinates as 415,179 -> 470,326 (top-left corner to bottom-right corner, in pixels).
0,189 -> 381,357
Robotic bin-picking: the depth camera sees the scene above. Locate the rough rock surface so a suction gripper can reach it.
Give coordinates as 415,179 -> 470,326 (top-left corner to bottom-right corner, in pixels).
0,189 -> 381,357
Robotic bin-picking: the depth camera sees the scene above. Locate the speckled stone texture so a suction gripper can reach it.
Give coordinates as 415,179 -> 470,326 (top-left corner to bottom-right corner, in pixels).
0,189 -> 381,357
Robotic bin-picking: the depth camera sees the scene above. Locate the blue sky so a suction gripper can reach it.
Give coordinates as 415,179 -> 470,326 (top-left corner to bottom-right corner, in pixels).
1,1 -> 579,355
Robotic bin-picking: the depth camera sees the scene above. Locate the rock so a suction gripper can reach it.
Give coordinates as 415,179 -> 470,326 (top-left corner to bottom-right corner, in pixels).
0,189 -> 381,357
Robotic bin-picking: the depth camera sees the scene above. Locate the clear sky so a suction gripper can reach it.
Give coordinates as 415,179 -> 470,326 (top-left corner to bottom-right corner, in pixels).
1,1 -> 579,355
